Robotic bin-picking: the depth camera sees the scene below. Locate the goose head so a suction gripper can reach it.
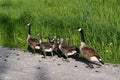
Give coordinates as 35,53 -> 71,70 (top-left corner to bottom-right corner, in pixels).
77,27 -> 82,32
60,38 -> 64,44
57,36 -> 60,44
51,36 -> 57,43
27,23 -> 31,26
36,32 -> 42,43
45,36 -> 51,42
36,32 -> 41,37
66,37 -> 70,42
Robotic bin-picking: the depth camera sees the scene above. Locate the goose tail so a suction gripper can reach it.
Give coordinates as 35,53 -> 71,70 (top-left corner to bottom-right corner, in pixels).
99,59 -> 104,65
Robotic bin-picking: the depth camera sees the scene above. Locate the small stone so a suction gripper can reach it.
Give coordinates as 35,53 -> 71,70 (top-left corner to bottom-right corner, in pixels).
6,56 -> 9,58
4,59 -> 7,61
39,60 -> 41,62
95,70 -> 100,73
113,65 -> 118,67
105,65 -> 109,68
17,58 -> 20,60
37,67 -> 41,69
13,49 -> 15,50
74,65 -> 78,67
16,54 -> 20,56
112,68 -> 115,71
0,56 -> 2,58
58,63 -> 61,65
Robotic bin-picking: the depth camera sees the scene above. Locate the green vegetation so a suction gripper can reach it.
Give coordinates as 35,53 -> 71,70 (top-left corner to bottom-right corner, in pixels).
0,0 -> 120,63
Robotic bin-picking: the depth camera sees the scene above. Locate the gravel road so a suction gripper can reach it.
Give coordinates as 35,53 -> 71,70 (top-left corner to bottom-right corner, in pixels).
0,46 -> 120,80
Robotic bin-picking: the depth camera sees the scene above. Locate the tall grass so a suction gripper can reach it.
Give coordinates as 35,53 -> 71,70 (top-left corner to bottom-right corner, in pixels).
0,0 -> 120,63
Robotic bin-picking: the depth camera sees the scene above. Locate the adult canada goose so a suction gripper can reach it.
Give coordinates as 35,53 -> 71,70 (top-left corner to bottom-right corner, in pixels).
37,33 -> 54,58
77,27 -> 104,68
27,23 -> 40,54
59,38 -> 78,62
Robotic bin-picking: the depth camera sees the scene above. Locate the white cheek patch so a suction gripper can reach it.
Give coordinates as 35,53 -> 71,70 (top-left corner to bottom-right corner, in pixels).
27,23 -> 31,26
99,59 -> 102,61
35,46 -> 40,49
90,56 -> 99,62
78,28 -> 82,31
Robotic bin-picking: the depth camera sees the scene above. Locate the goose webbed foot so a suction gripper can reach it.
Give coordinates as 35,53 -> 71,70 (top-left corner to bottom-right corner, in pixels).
50,52 -> 54,59
86,64 -> 94,68
65,59 -> 70,62
42,52 -> 47,58
31,53 -> 37,55
62,58 -> 70,62
42,56 -> 47,58
34,53 -> 40,56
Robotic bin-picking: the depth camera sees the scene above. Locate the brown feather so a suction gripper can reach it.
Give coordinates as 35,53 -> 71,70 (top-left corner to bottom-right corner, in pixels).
81,46 -> 100,61
40,42 -> 53,50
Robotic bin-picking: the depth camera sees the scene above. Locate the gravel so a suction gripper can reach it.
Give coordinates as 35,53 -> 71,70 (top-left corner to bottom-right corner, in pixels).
0,46 -> 120,80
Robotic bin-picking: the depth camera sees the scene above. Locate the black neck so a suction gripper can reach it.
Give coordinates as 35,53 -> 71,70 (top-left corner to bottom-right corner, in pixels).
79,30 -> 85,42
28,25 -> 31,35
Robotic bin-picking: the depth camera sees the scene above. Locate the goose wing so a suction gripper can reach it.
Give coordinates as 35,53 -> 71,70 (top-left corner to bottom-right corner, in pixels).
81,47 -> 100,60
60,45 -> 77,56
41,42 -> 53,49
28,38 -> 40,46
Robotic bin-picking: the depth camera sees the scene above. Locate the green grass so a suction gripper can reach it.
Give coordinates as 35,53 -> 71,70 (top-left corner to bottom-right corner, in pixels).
0,0 -> 120,64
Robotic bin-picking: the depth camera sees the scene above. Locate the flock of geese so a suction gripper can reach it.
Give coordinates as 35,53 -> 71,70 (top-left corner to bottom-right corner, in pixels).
27,23 -> 104,68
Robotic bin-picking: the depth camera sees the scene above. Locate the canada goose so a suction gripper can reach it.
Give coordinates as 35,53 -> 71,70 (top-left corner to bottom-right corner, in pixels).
27,23 -> 40,54
66,37 -> 80,54
45,36 -> 51,43
66,37 -> 70,46
77,27 -> 104,68
59,38 -> 78,62
45,36 -> 62,58
52,37 -> 62,58
45,36 -> 54,45
37,33 -> 54,58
